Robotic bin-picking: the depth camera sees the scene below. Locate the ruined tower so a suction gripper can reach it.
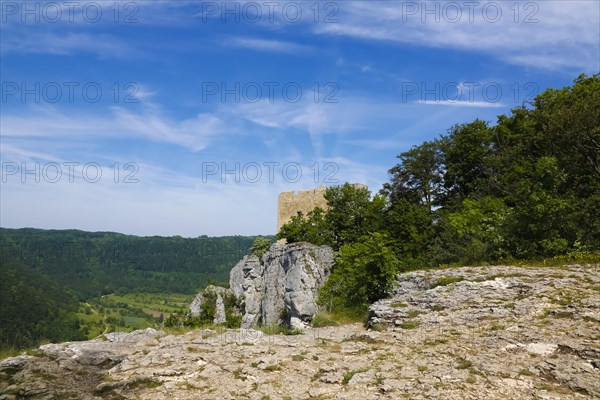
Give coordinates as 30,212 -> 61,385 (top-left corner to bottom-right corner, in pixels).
277,185 -> 329,233
276,183 -> 368,233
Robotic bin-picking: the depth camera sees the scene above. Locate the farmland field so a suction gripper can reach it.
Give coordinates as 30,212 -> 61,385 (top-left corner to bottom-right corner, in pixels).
77,293 -> 195,339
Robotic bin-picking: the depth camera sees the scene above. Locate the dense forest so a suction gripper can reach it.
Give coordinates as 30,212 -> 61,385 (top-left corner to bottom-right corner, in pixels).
1,228 -> 261,297
277,74 -> 600,310
1,261 -> 84,350
0,228 -> 264,350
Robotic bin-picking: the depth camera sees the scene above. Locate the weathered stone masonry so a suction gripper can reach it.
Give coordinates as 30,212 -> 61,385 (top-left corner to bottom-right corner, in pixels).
276,184 -> 368,233
276,185 -> 329,233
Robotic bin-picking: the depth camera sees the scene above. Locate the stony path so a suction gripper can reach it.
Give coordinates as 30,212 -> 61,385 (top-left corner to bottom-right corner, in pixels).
1,264 -> 598,399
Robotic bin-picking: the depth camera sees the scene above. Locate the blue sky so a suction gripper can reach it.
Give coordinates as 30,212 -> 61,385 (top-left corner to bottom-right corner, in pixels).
1,0 -> 599,237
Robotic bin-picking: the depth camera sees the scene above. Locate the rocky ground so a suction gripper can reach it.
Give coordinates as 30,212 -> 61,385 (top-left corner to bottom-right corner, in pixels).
1,264 -> 599,400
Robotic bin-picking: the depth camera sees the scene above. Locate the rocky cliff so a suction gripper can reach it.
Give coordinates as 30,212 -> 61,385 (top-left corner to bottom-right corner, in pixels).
1,264 -> 598,400
190,242 -> 334,329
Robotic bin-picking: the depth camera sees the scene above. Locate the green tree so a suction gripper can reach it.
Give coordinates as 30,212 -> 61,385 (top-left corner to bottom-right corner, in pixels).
381,142 -> 445,263
0,261 -> 83,350
441,120 -> 494,203
529,74 -> 600,250
276,184 -> 384,250
383,198 -> 434,264
532,73 -> 600,178
249,237 -> 273,259
504,156 -> 574,257
318,233 -> 400,309
0,228 -> 264,297
275,207 -> 333,246
383,140 -> 445,211
430,197 -> 510,264
324,183 -> 385,249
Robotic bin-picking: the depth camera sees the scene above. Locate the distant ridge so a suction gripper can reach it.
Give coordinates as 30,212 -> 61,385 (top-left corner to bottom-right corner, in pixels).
1,227 -> 269,297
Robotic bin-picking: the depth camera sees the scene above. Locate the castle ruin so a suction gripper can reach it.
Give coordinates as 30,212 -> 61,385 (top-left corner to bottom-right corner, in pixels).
276,184 -> 368,233
277,185 -> 329,233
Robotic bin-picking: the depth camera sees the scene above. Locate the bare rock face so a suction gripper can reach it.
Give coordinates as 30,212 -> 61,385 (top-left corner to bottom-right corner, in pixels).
1,265 -> 599,400
0,328 -> 164,400
213,293 -> 227,324
229,242 -> 334,329
368,264 -> 600,398
189,285 -> 232,318
189,242 -> 334,329
229,254 -> 264,328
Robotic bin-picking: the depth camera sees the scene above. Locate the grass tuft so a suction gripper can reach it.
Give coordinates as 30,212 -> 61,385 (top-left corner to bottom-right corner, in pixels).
430,276 -> 465,289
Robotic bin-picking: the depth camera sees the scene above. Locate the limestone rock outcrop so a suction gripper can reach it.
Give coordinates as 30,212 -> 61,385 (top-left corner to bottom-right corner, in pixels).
213,292 -> 227,324
188,242 -> 334,329
230,242 -> 334,329
189,285 -> 232,325
2,265 -> 599,400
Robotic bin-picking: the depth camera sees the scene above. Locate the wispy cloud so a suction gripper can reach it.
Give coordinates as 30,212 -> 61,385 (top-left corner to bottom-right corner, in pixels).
314,1 -> 599,72
229,99 -> 350,158
111,108 -> 223,151
1,31 -> 138,59
417,100 -> 504,108
232,100 -> 334,133
1,102 -> 225,153
226,37 -> 313,54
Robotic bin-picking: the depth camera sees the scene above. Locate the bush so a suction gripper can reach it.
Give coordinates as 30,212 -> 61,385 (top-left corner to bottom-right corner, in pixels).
249,237 -> 272,259
318,233 -> 400,309
311,312 -> 338,327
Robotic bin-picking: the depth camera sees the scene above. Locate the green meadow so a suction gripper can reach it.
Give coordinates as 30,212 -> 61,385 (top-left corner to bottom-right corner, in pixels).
76,293 -> 195,339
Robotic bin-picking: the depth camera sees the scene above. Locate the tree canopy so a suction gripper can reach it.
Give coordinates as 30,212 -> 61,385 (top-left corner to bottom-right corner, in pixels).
277,74 -> 600,310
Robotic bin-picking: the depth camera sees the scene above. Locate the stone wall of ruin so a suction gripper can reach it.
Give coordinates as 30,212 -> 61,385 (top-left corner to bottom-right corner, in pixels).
276,183 -> 369,233
276,185 -> 328,233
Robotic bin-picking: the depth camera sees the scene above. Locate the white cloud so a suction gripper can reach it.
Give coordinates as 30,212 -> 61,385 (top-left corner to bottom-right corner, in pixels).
0,142 -> 65,164
232,100 -> 334,133
226,37 -> 313,54
417,100 -> 504,108
314,1 -> 599,71
228,98 -> 353,159
0,31 -> 138,59
1,103 -> 225,153
132,85 -> 158,101
111,108 -> 223,151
